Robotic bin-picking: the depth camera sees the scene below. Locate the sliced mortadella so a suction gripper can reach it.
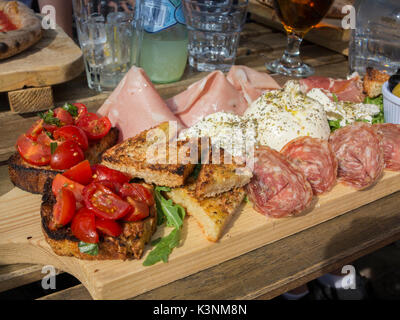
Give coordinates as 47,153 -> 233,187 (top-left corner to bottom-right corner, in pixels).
97,66 -> 183,142
226,65 -> 281,104
166,71 -> 248,127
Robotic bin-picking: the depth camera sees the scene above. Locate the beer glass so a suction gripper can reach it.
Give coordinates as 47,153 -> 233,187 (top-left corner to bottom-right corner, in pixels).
266,0 -> 334,77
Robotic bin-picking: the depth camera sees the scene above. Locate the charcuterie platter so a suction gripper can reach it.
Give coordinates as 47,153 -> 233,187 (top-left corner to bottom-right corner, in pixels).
1,63 -> 399,299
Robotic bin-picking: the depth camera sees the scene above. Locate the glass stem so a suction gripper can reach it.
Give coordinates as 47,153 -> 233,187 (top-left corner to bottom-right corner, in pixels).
280,32 -> 304,68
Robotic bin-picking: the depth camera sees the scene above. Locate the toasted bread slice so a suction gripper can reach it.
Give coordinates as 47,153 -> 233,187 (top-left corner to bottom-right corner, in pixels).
41,179 -> 157,260
195,148 -> 252,199
8,127 -> 119,194
166,180 -> 246,242
101,122 -> 197,187
363,68 -> 390,98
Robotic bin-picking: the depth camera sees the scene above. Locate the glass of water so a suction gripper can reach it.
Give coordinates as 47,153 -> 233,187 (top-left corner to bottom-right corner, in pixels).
72,0 -> 142,92
182,0 -> 248,72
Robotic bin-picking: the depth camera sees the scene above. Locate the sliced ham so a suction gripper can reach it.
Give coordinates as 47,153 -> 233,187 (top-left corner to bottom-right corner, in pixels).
373,123 -> 400,171
226,65 -> 281,104
246,146 -> 313,218
329,122 -> 384,190
281,136 -> 338,195
299,74 -> 365,103
166,70 -> 248,127
97,66 -> 183,142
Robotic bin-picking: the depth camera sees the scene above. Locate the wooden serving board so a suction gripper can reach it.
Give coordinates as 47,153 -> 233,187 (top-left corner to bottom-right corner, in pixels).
248,0 -> 351,56
0,25 -> 84,93
1,171 -> 400,300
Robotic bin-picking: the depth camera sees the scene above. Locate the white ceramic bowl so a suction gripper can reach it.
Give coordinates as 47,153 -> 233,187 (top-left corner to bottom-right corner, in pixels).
382,81 -> 400,124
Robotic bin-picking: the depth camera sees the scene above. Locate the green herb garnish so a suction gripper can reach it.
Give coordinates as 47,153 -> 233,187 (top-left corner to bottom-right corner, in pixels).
38,109 -> 60,127
50,142 -> 58,154
328,119 -> 342,132
78,241 -> 99,256
143,186 -> 186,266
364,95 -> 384,124
62,103 -> 78,117
332,93 -> 339,103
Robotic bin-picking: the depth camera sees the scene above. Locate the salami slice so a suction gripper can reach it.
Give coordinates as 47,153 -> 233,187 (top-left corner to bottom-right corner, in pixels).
373,123 -> 400,171
329,122 -> 384,190
246,146 -> 313,218
281,136 -> 338,195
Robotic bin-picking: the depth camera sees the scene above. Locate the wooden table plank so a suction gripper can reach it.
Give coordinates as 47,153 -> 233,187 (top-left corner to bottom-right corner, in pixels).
37,190 -> 400,300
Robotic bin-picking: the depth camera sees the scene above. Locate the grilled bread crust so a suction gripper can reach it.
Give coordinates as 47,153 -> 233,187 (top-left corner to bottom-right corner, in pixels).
363,68 -> 390,98
102,122 -> 196,187
41,179 -> 157,260
9,127 -> 119,194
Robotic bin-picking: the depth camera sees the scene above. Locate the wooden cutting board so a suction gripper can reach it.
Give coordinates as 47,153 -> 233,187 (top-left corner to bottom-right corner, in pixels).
0,25 -> 84,93
1,171 -> 400,300
248,0 -> 351,56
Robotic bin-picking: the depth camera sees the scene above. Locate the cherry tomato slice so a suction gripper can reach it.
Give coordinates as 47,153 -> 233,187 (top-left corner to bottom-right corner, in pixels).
49,187 -> 76,230
77,113 -> 112,140
123,197 -> 150,222
71,207 -> 99,243
37,132 -> 55,147
83,182 -> 132,220
92,164 -> 131,185
52,173 -> 85,203
95,218 -> 122,237
53,125 -> 89,151
63,160 -> 93,185
54,107 -> 74,126
50,140 -> 84,170
16,134 -> 51,166
26,119 -> 44,141
43,123 -> 58,133
120,183 -> 154,207
72,103 -> 88,122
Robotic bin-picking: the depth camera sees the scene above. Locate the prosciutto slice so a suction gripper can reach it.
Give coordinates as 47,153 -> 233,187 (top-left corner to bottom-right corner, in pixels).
329,122 -> 384,190
281,136 -> 338,195
166,70 -> 248,127
299,74 -> 365,103
97,66 -> 183,142
247,146 -> 313,218
226,65 -> 281,104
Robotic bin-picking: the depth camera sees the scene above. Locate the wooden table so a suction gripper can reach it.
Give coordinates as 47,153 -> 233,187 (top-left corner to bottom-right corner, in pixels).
0,19 -> 399,300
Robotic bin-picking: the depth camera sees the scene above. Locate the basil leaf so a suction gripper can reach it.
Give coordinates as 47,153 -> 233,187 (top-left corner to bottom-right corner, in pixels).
50,142 -> 58,154
62,103 -> 78,117
143,228 -> 180,266
78,241 -> 99,256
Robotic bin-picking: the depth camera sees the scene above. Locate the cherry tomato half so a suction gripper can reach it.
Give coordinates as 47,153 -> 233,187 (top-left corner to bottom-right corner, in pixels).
95,218 -> 122,237
16,134 -> 51,166
52,173 -> 85,204
120,183 -> 154,207
26,119 -> 44,141
54,107 -> 74,126
77,113 -> 112,140
62,160 -> 93,185
72,103 -> 88,123
53,125 -> 89,151
92,164 -> 131,185
37,132 -> 55,147
50,140 -> 84,170
49,187 -> 76,230
71,207 -> 99,243
83,182 -> 132,220
123,198 -> 150,222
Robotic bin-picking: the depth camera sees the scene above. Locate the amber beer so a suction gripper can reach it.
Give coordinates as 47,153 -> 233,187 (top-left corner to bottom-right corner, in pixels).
273,0 -> 334,36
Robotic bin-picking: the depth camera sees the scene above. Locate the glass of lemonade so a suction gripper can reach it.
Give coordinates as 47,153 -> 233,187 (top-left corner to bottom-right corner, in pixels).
72,0 -> 142,92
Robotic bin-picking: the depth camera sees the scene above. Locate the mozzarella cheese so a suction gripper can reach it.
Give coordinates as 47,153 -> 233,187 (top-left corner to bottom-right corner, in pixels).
244,81 -> 331,151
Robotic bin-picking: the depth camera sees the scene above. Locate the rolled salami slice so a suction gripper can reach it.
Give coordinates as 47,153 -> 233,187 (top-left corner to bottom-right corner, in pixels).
246,146 -> 313,218
281,136 -> 338,195
329,122 -> 384,190
373,123 -> 400,171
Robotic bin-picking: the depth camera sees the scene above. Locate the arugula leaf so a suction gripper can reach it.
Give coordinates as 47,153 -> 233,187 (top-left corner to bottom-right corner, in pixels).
78,242 -> 99,256
62,103 -> 78,117
143,228 -> 180,266
328,119 -> 342,132
38,109 -> 60,127
154,186 -> 185,228
364,95 -> 384,124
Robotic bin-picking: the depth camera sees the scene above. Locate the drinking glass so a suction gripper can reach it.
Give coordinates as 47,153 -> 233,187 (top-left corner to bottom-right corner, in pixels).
266,0 -> 334,77
182,0 -> 249,72
72,0 -> 142,92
